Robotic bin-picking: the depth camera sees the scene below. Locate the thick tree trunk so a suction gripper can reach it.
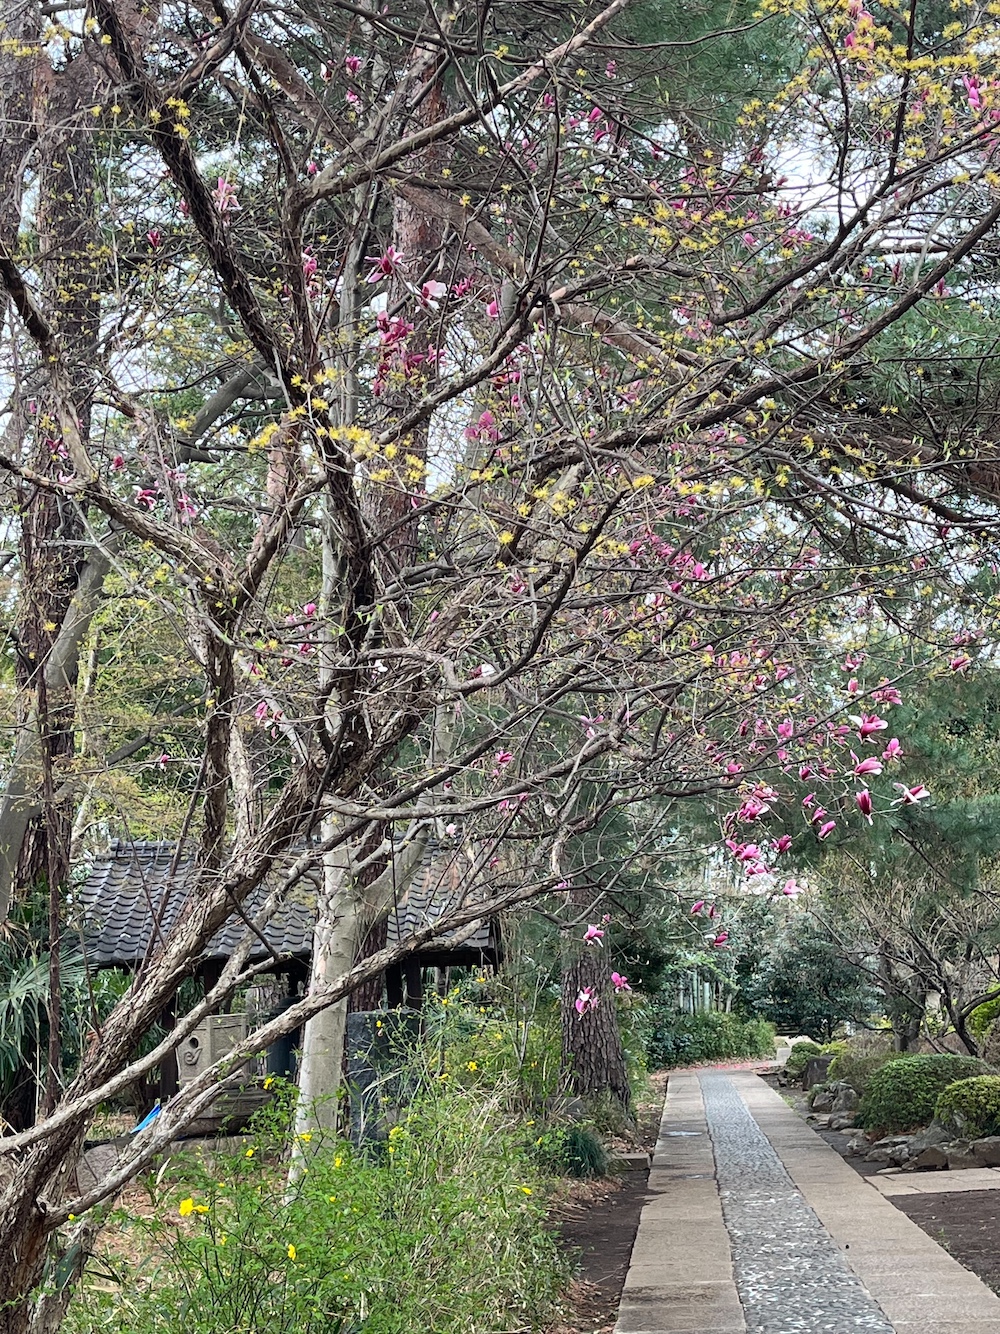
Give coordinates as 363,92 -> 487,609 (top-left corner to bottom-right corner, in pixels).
561,944 -> 631,1114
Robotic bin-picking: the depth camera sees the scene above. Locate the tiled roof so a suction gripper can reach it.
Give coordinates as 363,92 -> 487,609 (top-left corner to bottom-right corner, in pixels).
74,840 -> 499,970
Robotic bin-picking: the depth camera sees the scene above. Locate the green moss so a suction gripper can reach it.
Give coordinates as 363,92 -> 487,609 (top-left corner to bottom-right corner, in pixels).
858,1054 -> 991,1134
968,998 -> 1000,1039
936,1075 -> 1000,1137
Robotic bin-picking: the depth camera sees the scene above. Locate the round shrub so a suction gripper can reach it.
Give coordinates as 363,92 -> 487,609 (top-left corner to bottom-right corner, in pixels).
936,1075 -> 1000,1138
858,1054 -> 991,1133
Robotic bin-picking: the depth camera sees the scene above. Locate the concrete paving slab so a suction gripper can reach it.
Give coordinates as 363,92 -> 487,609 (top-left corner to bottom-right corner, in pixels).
871,1167 -> 1000,1195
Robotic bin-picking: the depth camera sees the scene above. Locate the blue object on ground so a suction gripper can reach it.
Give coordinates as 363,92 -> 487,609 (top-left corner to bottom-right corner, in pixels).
130,1101 -> 162,1135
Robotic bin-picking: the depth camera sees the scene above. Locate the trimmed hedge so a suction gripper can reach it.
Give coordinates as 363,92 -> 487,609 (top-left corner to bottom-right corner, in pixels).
858,1054 -> 991,1134
646,1011 -> 775,1068
936,1075 -> 1000,1138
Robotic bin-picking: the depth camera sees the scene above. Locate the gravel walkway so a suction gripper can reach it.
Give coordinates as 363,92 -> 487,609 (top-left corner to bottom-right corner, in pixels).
701,1071 -> 894,1333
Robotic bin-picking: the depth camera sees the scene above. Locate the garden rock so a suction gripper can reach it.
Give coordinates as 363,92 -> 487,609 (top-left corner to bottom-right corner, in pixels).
803,1056 -> 834,1089
846,1133 -> 869,1156
810,1087 -> 837,1113
946,1141 -> 986,1170
830,1113 -> 858,1131
908,1120 -> 952,1155
904,1145 -> 948,1171
832,1084 -> 859,1114
972,1135 -> 1000,1166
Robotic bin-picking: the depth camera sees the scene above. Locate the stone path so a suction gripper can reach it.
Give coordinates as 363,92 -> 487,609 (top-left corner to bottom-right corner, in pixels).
616,1068 -> 1000,1334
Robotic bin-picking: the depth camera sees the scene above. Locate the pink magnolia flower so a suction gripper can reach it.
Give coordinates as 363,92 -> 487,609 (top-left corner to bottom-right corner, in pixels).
777,719 -> 794,740
254,700 -> 269,722
302,249 -> 318,280
486,297 -> 499,319
574,987 -> 598,1016
690,899 -> 705,915
799,764 -> 812,780
419,279 -> 448,309
882,737 -> 903,761
852,751 -> 883,776
817,819 -> 837,840
853,713 -> 888,740
710,931 -> 729,948
111,454 -> 125,471
212,177 -> 241,214
306,160 -> 318,176
345,54 -> 362,74
802,792 -> 816,809
873,685 -> 903,705
772,834 -> 793,853
469,662 -> 497,680
303,602 -> 317,617
964,75 -> 982,110
781,879 -> 802,897
583,924 -> 605,946
364,245 -> 405,283
147,229 -> 162,249
495,749 -> 513,767
949,654 -> 972,672
176,493 -> 198,523
320,61 -> 333,82
855,789 -> 874,824
894,784 -> 930,805
611,971 -> 631,992
156,752 -> 170,769
135,487 -> 158,510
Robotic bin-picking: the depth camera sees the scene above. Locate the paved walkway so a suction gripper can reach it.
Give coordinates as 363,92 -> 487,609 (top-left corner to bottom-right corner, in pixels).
616,1068 -> 1000,1334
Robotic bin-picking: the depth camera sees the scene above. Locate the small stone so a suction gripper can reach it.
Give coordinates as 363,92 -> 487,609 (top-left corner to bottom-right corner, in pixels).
846,1133 -> 869,1156
811,1089 -> 836,1113
972,1135 -> 1000,1166
903,1145 -> 948,1171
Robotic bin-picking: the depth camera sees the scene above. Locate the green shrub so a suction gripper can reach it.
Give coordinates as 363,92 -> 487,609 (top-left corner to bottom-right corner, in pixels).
858,1054 -> 991,1133
968,998 -> 1000,1039
936,1075 -> 1000,1138
827,1034 -> 900,1095
783,1040 -> 826,1079
68,1081 -> 567,1334
646,1010 -> 775,1068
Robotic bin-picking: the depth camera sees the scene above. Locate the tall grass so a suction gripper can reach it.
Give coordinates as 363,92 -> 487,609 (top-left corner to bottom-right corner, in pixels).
68,1058 -> 568,1334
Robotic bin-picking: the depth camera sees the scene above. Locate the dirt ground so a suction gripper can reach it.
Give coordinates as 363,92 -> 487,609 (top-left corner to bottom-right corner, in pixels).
545,1073 -> 666,1334
889,1191 -> 1000,1294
